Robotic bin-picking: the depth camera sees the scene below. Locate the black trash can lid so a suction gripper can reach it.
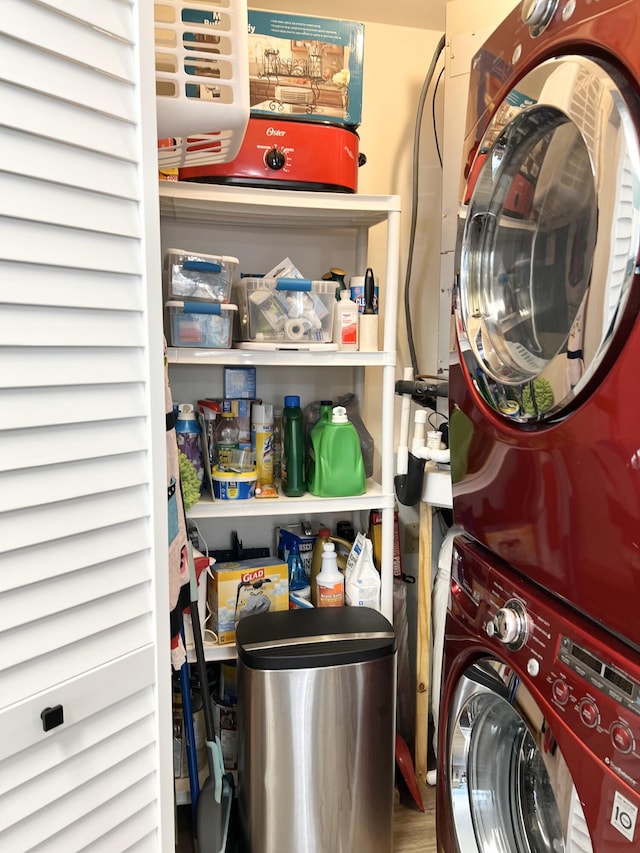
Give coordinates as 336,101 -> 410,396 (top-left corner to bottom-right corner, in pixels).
236,607 -> 396,670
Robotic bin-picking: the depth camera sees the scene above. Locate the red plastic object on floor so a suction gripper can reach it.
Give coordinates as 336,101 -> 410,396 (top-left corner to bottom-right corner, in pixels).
395,733 -> 424,812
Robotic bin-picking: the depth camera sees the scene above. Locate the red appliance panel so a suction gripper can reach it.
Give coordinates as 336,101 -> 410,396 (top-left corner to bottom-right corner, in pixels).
450,320 -> 640,650
450,0 -> 640,651
437,534 -> 640,853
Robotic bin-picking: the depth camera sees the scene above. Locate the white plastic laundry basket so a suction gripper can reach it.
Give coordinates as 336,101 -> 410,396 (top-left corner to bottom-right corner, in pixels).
155,0 -> 249,167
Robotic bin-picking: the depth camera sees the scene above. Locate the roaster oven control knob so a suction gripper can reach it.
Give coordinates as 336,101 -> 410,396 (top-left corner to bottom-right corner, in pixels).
521,0 -> 558,28
492,599 -> 528,650
265,147 -> 286,171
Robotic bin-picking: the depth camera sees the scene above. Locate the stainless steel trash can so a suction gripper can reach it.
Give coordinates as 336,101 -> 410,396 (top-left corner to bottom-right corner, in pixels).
236,607 -> 397,853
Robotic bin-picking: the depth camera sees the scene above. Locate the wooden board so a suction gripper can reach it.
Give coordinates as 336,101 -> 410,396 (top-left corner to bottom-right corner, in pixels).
414,500 -> 433,782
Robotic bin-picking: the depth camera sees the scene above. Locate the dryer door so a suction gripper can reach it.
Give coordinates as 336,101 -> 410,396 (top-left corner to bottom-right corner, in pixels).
447,659 -> 592,853
457,55 -> 640,423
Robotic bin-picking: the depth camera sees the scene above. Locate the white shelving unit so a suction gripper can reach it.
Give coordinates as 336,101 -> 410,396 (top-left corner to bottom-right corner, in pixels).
160,182 -> 401,662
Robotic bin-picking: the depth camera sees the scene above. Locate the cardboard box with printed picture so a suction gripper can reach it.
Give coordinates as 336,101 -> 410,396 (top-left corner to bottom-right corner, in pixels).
248,10 -> 364,127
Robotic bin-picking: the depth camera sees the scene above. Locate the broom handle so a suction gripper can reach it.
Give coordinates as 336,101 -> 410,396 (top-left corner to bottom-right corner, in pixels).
188,542 -> 217,747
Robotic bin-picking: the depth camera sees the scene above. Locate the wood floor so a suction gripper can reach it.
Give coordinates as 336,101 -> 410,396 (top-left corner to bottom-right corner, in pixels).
394,781 -> 437,852
176,781 -> 437,851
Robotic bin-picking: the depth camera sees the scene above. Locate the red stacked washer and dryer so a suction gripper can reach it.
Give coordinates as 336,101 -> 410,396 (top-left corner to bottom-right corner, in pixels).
437,1 -> 640,850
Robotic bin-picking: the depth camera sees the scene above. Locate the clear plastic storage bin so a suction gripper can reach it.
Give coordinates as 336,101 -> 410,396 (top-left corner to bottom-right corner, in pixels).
164,248 -> 238,302
166,300 -> 236,348
233,278 -> 335,344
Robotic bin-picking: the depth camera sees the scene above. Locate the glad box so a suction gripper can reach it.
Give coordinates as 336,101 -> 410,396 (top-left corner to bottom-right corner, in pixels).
209,557 -> 289,644
248,10 -> 364,127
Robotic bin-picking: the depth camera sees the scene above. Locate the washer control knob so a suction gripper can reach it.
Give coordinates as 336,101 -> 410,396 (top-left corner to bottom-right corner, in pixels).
492,599 -> 528,649
610,721 -> 634,754
579,698 -> 600,728
265,147 -> 286,171
521,0 -> 558,29
527,658 -> 540,677
552,679 -> 570,705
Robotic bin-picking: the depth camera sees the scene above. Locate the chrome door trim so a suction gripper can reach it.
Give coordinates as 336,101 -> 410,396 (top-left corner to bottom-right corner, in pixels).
457,55 -> 640,423
446,658 -> 593,853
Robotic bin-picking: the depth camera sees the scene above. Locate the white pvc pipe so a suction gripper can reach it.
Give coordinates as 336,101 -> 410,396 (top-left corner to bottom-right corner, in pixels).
412,446 -> 450,464
397,366 -> 414,476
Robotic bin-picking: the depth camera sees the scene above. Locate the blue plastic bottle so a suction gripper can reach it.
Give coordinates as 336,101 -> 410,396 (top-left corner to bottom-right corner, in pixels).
287,539 -> 310,602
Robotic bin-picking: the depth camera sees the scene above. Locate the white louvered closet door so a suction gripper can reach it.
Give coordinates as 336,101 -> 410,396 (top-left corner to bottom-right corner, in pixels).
0,2 -> 173,851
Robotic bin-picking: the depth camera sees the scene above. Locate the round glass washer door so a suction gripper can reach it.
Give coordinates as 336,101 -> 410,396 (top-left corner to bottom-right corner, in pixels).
447,660 -> 592,853
458,55 -> 640,423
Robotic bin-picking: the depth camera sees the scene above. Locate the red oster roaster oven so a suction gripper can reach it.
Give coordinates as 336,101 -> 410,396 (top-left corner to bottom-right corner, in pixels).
178,116 -> 363,193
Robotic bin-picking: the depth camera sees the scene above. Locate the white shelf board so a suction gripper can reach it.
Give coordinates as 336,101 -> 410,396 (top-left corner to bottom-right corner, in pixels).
186,479 -> 394,520
159,181 -> 401,230
167,346 -> 395,368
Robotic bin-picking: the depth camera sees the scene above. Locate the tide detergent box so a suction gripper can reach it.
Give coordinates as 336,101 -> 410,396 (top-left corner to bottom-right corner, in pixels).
209,557 -> 289,644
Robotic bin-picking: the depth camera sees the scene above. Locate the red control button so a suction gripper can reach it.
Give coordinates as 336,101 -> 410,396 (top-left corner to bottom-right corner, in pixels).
552,680 -> 569,705
579,699 -> 599,728
610,722 -> 634,754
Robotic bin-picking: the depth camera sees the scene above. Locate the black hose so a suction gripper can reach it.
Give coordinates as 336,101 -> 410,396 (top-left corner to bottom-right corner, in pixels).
394,453 -> 427,507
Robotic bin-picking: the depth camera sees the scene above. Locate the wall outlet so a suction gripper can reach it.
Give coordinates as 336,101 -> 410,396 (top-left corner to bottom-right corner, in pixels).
404,522 -> 420,555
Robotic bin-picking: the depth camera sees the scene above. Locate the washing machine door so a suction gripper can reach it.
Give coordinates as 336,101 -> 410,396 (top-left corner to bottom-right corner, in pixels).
457,55 -> 640,423
447,659 -> 592,853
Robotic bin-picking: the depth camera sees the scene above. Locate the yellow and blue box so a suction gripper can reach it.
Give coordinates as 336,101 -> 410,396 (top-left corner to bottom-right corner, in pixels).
209,557 -> 289,644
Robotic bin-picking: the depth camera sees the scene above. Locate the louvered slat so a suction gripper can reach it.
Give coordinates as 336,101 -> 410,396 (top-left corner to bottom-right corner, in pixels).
0,263 -> 146,310
0,518 -> 150,594
3,0 -> 134,82
0,218 -> 145,271
1,174 -> 141,236
0,487 -> 149,552
0,418 -> 148,470
0,349 -> 147,390
1,125 -> 140,197
2,305 -> 144,346
0,82 -> 139,156
1,385 -> 149,431
2,615 -> 153,709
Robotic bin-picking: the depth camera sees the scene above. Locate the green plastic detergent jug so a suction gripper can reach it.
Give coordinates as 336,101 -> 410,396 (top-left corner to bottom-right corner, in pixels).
306,399 -> 333,485
308,406 -> 366,497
